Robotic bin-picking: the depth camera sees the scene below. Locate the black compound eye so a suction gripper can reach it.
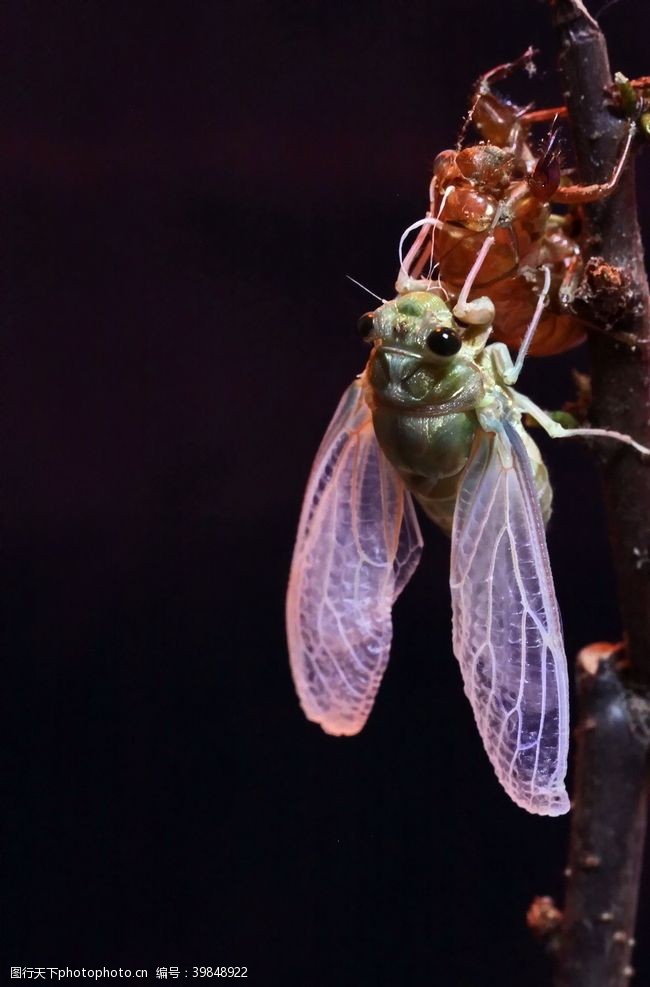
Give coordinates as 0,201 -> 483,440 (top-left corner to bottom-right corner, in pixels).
357,311 -> 375,341
425,327 -> 461,357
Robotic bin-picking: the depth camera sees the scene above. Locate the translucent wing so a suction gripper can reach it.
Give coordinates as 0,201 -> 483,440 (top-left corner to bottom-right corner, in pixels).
287,378 -> 423,736
450,422 -> 570,815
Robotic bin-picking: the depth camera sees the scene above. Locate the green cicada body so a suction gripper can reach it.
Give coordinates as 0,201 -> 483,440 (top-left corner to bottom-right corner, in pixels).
365,291 -> 552,533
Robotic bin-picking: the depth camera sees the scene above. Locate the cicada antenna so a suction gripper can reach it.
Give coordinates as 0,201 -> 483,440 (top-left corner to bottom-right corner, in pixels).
345,275 -> 386,304
480,45 -> 538,88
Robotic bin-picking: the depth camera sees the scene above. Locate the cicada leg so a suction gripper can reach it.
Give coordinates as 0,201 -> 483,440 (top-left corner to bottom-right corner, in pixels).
498,176 -> 540,217
474,45 -> 538,91
489,340 -> 650,453
551,122 -> 635,205
451,234 -> 497,322
520,106 -> 569,125
508,389 -> 650,457
457,47 -> 537,149
499,267 -> 552,384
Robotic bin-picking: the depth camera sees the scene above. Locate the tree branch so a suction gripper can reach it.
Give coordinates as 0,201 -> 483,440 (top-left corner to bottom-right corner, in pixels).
556,647 -> 647,986
546,2 -> 650,985
551,0 -> 650,682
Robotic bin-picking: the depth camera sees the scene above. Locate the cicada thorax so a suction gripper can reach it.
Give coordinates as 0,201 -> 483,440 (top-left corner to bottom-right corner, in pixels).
363,291 -> 555,535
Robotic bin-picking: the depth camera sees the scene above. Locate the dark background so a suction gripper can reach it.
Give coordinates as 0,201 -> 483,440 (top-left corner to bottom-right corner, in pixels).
5,2 -> 650,984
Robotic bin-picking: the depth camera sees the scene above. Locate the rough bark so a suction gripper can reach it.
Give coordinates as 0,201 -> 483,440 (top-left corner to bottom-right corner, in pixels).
555,647 -> 647,986
547,2 -> 650,985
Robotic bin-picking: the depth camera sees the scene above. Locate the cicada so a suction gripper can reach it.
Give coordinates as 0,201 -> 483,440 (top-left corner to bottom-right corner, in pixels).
286,275 -> 648,816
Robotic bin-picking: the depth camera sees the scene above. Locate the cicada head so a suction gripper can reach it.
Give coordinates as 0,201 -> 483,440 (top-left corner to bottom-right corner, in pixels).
361,291 -> 491,412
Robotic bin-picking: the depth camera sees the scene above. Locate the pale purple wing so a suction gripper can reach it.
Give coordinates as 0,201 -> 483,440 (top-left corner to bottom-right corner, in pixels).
287,378 -> 423,736
450,422 -> 570,815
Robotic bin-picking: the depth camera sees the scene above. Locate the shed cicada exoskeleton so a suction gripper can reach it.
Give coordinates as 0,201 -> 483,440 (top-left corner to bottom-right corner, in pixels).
398,48 -> 636,356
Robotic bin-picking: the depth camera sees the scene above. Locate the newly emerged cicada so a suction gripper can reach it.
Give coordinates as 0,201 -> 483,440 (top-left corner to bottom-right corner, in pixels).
286,273 -> 649,815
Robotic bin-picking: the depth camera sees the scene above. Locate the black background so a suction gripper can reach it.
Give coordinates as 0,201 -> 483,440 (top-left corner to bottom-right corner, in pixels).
5,2 -> 650,985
